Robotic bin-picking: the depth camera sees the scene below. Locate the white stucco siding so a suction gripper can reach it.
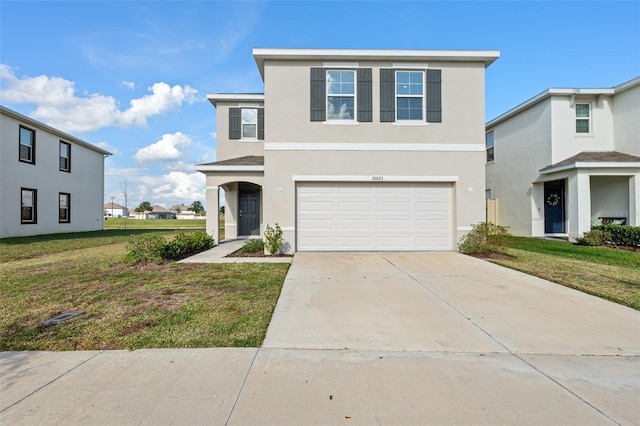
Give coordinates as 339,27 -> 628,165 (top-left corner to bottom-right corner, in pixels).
612,83 -> 640,156
1,110 -> 108,238
485,99 -> 552,236
550,95 -> 615,163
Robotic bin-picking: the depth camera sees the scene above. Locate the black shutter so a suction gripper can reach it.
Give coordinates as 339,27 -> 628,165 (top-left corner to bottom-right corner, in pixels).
257,108 -> 264,140
310,68 -> 326,121
426,69 -> 442,123
357,68 -> 372,122
229,108 -> 241,139
380,69 -> 395,122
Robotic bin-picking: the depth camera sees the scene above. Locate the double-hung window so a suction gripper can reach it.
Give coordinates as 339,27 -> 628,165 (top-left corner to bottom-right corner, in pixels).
21,188 -> 37,224
241,109 -> 258,139
60,141 -> 71,172
19,125 -> 35,164
486,132 -> 495,162
326,70 -> 355,120
229,107 -> 264,140
396,71 -> 424,121
575,103 -> 591,133
59,193 -> 70,223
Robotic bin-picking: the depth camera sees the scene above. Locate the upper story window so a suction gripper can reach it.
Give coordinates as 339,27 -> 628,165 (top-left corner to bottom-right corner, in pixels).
486,132 -> 495,162
59,141 -> 71,172
59,193 -> 70,223
380,68 -> 441,123
19,125 -> 35,164
229,107 -> 264,140
396,71 -> 424,121
326,70 -> 355,120
575,103 -> 591,133
241,109 -> 258,138
21,188 -> 37,224
310,67 -> 372,123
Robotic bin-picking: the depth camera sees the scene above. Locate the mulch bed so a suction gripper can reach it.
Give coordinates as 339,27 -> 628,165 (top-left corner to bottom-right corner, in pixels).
226,249 -> 293,258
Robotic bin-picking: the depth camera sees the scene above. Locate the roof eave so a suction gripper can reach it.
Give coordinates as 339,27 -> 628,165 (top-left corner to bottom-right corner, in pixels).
206,93 -> 265,108
540,161 -> 640,175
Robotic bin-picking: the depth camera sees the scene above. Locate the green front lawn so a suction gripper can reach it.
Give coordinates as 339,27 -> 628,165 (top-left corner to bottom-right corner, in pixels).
104,218 -> 206,229
0,230 -> 289,351
491,237 -> 640,310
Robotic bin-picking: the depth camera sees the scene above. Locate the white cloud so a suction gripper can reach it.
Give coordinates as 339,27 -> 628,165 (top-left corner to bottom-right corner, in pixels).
122,81 -> 135,89
150,171 -> 205,203
134,132 -> 191,163
95,141 -> 121,156
0,65 -> 198,133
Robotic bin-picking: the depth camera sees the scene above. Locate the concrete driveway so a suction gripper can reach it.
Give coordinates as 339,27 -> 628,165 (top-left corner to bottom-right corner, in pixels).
2,252 -> 639,425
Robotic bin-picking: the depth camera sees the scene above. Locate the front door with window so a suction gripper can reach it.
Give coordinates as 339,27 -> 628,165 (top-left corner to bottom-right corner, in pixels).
544,181 -> 565,234
239,190 -> 260,236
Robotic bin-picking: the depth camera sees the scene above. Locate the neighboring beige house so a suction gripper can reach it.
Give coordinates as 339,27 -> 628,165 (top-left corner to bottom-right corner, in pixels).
170,204 -> 198,219
104,202 -> 128,218
1,106 -> 111,238
485,77 -> 640,241
198,48 -> 500,251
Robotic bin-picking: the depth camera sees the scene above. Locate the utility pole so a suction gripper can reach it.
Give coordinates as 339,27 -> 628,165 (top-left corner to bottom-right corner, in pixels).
110,196 -> 115,219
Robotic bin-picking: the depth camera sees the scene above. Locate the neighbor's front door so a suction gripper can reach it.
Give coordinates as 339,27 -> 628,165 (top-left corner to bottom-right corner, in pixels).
239,190 -> 260,236
544,181 -> 565,234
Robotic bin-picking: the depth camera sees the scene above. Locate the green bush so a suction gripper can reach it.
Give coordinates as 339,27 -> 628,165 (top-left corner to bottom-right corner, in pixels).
575,229 -> 611,246
592,225 -> 640,247
264,223 -> 284,254
123,231 -> 214,265
123,233 -> 166,265
240,239 -> 265,254
459,222 -> 511,255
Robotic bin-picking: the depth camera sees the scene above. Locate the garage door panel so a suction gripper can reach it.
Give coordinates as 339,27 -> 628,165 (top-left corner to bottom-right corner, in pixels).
297,182 -> 452,251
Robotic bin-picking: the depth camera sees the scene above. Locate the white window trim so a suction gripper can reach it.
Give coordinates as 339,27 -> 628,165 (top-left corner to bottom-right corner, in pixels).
395,70 -> 426,122
575,102 -> 592,135
325,69 -> 357,123
240,108 -> 258,141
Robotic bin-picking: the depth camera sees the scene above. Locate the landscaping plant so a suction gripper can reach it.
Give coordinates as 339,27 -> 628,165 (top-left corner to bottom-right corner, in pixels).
264,223 -> 284,254
592,224 -> 640,247
575,229 -> 611,246
459,222 -> 511,255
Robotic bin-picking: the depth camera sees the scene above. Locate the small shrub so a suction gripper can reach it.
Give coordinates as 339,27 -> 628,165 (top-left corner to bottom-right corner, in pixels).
575,229 -> 611,246
592,224 -> 640,247
459,222 -> 511,255
163,231 -> 214,259
123,233 -> 166,265
264,223 -> 284,254
240,239 -> 265,253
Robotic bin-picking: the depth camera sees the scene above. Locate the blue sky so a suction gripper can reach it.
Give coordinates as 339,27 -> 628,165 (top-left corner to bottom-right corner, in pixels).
1,1 -> 639,211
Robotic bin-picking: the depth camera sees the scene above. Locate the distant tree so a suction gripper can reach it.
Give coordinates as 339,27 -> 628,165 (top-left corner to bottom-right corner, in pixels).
135,201 -> 152,213
219,206 -> 225,214
120,179 -> 131,228
190,200 -> 204,215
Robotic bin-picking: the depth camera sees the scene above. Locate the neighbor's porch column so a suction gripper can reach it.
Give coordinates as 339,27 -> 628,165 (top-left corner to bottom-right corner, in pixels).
206,185 -> 219,244
567,170 -> 591,242
630,174 -> 639,226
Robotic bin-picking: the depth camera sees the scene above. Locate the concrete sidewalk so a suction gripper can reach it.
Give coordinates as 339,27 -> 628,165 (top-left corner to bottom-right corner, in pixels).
178,238 -> 293,264
2,252 -> 639,425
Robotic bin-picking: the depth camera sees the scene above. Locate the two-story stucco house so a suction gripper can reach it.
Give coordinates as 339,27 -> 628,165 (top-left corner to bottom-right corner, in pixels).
485,77 -> 640,241
1,106 -> 111,238
198,48 -> 500,252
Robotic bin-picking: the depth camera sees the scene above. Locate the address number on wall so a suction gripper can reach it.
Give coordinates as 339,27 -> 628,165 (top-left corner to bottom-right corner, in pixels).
372,176 -> 384,181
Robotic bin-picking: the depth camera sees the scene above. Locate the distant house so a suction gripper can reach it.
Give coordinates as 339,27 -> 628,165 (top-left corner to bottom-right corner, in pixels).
104,202 -> 128,218
170,204 -> 198,220
1,106 -> 111,238
485,77 -> 640,241
146,205 -> 176,220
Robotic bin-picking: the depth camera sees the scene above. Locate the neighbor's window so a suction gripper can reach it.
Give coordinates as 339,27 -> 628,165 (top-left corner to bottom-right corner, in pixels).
486,132 -> 495,162
21,188 -> 37,224
396,71 -> 424,120
59,193 -> 70,223
326,70 -> 355,120
19,125 -> 35,164
576,103 -> 591,133
59,141 -> 71,172
241,109 -> 257,139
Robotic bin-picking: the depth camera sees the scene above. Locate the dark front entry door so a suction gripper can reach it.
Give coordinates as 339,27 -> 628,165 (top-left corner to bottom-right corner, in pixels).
239,190 -> 260,236
544,181 -> 565,234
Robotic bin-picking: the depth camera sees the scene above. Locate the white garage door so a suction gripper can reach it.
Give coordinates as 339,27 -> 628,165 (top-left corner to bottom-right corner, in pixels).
297,182 -> 453,251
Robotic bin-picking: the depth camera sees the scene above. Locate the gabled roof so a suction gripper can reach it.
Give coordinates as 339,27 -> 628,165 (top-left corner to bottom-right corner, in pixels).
1,105 -> 112,156
540,151 -> 640,174
253,48 -> 500,79
151,205 -> 171,213
487,76 -> 640,129
196,155 -> 264,172
104,202 -> 125,209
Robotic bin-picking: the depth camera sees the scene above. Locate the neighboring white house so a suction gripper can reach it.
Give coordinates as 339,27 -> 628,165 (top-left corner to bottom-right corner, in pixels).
198,48 -> 500,251
170,204 -> 198,219
104,202 -> 128,218
1,106 -> 111,238
485,77 -> 640,241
